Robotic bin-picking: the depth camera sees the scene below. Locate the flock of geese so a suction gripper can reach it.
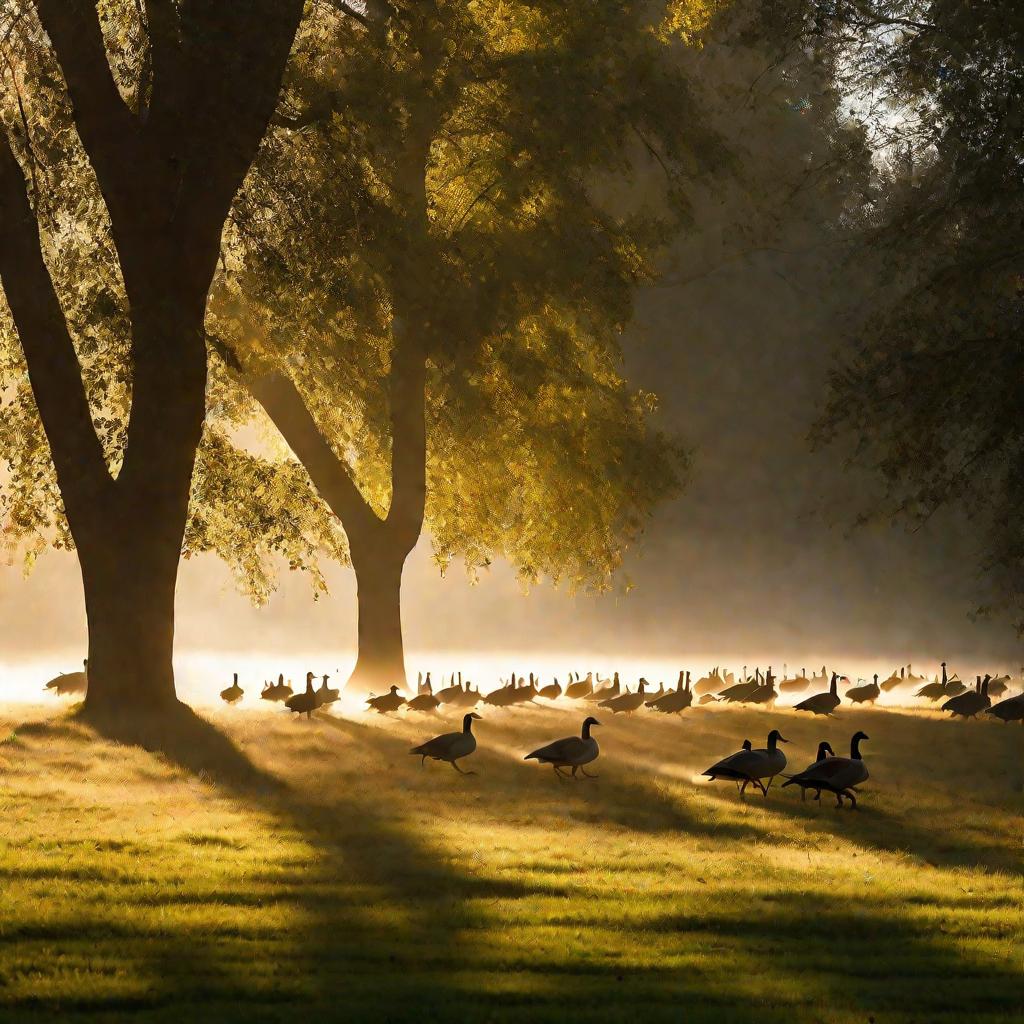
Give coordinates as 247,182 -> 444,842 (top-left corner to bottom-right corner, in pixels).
38,657 -> 1022,809
407,713 -> 870,809
42,660 -> 1024,726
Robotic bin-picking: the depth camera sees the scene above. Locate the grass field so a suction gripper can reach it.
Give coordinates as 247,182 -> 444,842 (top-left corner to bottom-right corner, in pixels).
0,698 -> 1020,1022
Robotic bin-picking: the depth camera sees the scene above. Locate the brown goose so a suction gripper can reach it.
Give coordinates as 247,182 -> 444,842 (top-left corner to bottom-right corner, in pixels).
600,679 -> 649,714
407,677 -> 440,712
986,691 -> 1024,723
794,672 -> 841,716
585,672 -> 620,702
538,677 -> 562,700
779,667 -> 811,694
702,730 -> 789,796
846,674 -> 880,705
784,731 -> 869,809
219,672 -> 244,705
524,716 -> 600,779
410,713 -> 481,773
943,676 -> 990,718
648,671 -> 692,713
880,666 -> 907,693
986,674 -> 1010,697
448,680 -> 482,708
781,741 -> 835,801
44,659 -> 88,697
316,673 -> 340,707
285,676 -> 319,719
917,662 -> 963,701
366,685 -> 406,714
693,667 -> 724,696
565,672 -> 594,699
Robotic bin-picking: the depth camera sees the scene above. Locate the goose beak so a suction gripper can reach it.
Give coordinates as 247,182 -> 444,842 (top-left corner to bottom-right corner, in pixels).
471,712 -> 482,720
779,736 -> 790,743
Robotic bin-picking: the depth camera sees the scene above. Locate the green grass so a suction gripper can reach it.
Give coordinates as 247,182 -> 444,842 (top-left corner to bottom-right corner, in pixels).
0,699 -> 1020,1022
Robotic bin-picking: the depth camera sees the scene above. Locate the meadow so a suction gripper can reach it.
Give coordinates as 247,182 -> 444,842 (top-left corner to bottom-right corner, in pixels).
0,699 -> 1020,1023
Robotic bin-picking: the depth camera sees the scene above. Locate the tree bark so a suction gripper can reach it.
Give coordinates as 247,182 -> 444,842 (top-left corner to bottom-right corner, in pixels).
0,3 -> 304,715
347,540 -> 409,693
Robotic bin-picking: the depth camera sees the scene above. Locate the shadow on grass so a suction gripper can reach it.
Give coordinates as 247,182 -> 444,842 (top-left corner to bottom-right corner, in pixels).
5,702 -> 1019,1022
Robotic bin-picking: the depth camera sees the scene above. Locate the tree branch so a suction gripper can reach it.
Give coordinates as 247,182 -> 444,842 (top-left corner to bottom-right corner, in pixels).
32,0 -> 140,200
0,127 -> 113,522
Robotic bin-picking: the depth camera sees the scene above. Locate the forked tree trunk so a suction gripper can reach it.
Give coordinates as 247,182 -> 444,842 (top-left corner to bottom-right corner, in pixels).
347,543 -> 409,694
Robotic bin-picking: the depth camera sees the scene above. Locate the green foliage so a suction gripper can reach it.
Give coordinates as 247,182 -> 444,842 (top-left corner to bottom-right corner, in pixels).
217,0 -> 719,591
812,1 -> 1024,624
0,2 -> 341,601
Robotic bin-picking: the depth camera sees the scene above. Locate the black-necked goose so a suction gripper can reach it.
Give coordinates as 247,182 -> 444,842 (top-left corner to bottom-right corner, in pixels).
787,731 -> 869,808
702,729 -> 789,796
525,717 -> 601,779
781,741 -> 835,801
285,676 -> 319,719
794,672 -> 841,715
846,674 -> 880,705
410,713 -> 481,773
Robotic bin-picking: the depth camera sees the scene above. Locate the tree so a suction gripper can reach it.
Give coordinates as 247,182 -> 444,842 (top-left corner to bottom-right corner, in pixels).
811,2 -> 1024,626
211,0 -> 714,691
0,1 -> 305,712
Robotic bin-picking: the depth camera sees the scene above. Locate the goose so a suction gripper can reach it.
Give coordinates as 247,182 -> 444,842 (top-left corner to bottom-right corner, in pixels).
524,716 -> 600,779
586,672 -> 619,702
509,674 -> 540,705
846,674 -> 880,705
794,672 -> 841,716
448,680 -> 482,708
906,663 -> 926,685
265,673 -> 293,702
781,741 -> 836,801
785,731 -> 869,808
285,676 -> 319,719
693,667 -> 724,696
779,667 -> 810,694
410,712 -> 481,773
366,685 -> 406,714
716,674 -> 762,703
941,675 -> 989,718
917,662 -> 964,700
407,677 -> 441,712
538,677 -> 562,700
986,691 -> 1024,723
220,672 -> 244,705
745,668 -> 777,706
483,677 -> 520,707
986,674 -> 1010,697
44,659 -> 88,697
316,673 -> 340,707
702,729 -> 789,796
697,693 -> 718,705
435,672 -> 463,704
600,679 -> 648,713
565,671 -> 594,699
880,666 -> 906,693
648,670 -> 691,713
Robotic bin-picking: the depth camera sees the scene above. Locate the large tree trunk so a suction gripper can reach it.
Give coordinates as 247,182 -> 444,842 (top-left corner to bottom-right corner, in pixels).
79,530 -> 180,712
347,542 -> 409,695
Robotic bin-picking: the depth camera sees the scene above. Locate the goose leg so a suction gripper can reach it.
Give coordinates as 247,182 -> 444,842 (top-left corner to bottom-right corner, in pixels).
739,779 -> 749,797
581,768 -> 599,779
571,766 -> 580,780
420,756 -> 427,768
843,788 -> 857,809
452,760 -> 477,776
554,765 -> 570,780
757,779 -> 768,796
834,792 -> 843,809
